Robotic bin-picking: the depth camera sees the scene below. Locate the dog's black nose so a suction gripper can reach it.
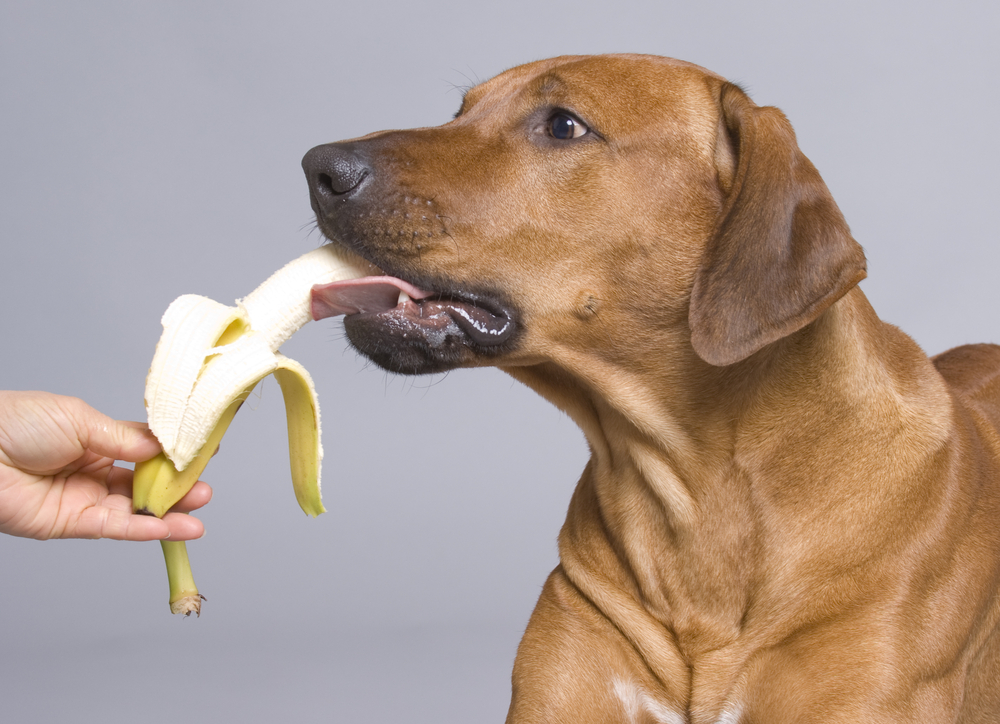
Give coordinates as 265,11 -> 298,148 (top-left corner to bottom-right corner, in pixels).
302,143 -> 370,213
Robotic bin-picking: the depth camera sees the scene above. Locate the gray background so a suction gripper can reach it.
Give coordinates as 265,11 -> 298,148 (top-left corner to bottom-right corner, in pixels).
2,1 -> 998,722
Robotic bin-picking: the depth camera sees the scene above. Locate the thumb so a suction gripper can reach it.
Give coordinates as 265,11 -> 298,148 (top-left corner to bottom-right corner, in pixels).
69,398 -> 161,463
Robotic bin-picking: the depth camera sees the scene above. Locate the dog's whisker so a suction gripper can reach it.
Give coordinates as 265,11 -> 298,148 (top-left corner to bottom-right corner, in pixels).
298,217 -> 320,234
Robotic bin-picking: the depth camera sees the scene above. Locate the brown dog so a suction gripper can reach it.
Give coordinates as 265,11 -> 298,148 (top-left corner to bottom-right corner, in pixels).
302,54 -> 1000,723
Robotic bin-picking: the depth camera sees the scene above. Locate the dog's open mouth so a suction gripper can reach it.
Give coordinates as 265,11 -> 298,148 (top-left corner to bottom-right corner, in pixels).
311,275 -> 515,349
304,235 -> 518,374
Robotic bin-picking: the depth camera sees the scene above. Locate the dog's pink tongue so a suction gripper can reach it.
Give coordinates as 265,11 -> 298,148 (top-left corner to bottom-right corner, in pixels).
311,276 -> 432,320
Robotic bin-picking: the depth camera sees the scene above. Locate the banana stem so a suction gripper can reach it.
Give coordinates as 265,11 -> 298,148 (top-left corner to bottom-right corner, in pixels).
136,400 -> 246,616
161,540 -> 205,616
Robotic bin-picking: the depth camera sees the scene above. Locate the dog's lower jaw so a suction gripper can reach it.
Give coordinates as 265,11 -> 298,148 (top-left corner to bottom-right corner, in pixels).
343,307 -> 518,374
344,311 -> 471,374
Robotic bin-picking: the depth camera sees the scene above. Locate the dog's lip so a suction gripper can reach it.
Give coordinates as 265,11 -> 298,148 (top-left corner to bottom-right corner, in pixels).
310,275 -> 516,348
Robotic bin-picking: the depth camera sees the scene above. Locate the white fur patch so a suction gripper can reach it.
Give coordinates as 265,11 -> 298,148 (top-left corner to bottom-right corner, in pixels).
611,678 -> 744,724
715,704 -> 743,724
612,678 -> 686,724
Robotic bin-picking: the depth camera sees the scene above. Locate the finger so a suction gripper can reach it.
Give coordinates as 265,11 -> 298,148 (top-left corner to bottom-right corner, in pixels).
160,511 -> 205,541
117,510 -> 205,541
93,423 -> 161,463
61,505 -> 206,541
118,420 -> 151,432
105,465 -> 212,514
68,399 -> 161,463
105,464 -> 137,498
169,481 -> 213,513
58,505 -> 169,541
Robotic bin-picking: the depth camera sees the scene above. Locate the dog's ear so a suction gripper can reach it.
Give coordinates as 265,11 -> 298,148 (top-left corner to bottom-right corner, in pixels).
689,83 -> 867,366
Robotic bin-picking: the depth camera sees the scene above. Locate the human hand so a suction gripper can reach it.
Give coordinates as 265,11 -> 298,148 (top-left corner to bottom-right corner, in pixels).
0,390 -> 211,540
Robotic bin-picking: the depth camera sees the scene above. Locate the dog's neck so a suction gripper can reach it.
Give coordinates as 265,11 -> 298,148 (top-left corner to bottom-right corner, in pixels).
504,287 -> 953,659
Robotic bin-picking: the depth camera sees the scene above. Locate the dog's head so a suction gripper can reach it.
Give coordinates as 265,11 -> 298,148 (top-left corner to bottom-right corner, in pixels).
303,54 -> 866,376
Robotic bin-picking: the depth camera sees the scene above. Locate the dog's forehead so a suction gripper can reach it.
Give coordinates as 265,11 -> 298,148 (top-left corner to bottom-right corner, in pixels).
462,54 -> 724,136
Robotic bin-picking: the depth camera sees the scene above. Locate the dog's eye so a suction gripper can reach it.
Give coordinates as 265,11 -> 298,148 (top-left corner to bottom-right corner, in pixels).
548,113 -> 588,140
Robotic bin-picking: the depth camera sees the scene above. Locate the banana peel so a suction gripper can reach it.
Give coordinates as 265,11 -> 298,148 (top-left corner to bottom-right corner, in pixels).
133,245 -> 369,615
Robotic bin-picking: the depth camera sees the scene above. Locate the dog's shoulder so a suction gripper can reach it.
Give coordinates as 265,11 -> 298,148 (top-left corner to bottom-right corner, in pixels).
932,343 -> 1000,416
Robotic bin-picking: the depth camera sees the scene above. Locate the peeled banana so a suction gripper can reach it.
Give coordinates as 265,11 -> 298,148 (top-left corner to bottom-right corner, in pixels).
133,244 -> 370,615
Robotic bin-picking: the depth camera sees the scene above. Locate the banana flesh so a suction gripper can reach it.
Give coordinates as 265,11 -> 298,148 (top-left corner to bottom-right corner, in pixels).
133,244 -> 370,615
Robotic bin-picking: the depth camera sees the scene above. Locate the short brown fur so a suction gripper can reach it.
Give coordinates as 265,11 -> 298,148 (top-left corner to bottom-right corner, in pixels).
304,54 -> 1000,722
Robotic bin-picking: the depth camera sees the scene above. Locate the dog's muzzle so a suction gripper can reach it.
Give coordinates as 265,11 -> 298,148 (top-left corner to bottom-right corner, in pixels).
300,141 -> 518,375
